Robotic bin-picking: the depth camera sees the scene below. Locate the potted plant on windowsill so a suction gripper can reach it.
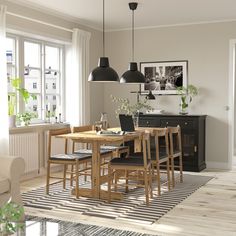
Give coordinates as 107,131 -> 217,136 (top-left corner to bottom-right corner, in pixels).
8,78 -> 36,127
177,84 -> 198,115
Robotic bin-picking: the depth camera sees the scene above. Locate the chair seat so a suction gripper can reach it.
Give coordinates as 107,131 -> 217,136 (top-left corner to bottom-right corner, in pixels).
130,151 -> 168,160
0,176 -> 10,194
100,145 -> 128,151
50,153 -> 92,161
74,149 -> 112,155
110,157 -> 150,166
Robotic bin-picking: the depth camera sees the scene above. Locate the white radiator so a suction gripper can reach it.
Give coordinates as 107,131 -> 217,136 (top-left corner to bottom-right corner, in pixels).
9,133 -> 39,173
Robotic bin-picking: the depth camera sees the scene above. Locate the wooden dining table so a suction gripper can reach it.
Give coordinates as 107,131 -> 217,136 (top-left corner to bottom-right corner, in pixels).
56,129 -> 142,200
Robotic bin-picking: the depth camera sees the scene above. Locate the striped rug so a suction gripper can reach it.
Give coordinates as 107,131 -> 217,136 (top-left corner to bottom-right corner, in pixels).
22,174 -> 212,225
25,215 -> 155,236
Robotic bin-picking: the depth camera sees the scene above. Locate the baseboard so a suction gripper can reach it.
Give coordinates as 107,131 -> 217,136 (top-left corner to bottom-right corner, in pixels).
206,161 -> 230,170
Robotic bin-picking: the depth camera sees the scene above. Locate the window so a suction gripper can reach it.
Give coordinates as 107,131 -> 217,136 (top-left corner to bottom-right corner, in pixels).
6,34 -> 64,122
33,82 -> 37,89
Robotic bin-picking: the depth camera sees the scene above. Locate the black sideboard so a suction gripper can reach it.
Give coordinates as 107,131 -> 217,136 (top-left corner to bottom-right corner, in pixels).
138,114 -> 206,172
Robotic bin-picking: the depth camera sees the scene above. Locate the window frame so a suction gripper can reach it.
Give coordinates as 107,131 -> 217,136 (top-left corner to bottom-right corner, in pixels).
6,33 -> 65,122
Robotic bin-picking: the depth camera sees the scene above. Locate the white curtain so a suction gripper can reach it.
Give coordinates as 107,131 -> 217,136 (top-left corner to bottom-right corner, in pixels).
66,28 -> 91,126
0,5 -> 9,155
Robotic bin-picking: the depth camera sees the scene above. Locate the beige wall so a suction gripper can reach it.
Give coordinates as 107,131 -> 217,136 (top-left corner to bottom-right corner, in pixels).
1,0 -> 104,123
105,22 -> 236,168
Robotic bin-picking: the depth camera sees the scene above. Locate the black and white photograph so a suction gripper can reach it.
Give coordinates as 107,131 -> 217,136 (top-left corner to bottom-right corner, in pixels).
140,60 -> 188,94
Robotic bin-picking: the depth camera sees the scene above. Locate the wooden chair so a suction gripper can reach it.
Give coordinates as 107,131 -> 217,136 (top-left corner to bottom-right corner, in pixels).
108,132 -> 153,205
46,127 -> 92,198
168,126 -> 183,187
130,128 -> 171,195
152,128 -> 171,195
71,125 -> 114,182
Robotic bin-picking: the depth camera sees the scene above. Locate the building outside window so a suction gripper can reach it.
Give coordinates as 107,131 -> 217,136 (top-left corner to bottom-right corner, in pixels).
6,34 -> 64,122
33,82 -> 37,89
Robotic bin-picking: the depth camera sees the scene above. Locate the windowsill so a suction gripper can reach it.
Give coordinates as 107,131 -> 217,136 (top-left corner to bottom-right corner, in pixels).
9,122 -> 70,132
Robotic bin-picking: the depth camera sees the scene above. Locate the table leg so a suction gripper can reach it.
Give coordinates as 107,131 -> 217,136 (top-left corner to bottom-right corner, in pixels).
92,141 -> 101,198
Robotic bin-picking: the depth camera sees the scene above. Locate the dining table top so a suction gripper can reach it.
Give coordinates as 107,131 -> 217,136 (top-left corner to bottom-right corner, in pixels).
56,129 -> 142,143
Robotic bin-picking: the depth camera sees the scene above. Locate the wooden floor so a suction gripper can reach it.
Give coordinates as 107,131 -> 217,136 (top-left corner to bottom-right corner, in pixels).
20,168 -> 236,236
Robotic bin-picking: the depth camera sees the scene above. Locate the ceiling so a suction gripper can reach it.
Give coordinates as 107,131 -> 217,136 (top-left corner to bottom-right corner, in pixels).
12,0 -> 236,31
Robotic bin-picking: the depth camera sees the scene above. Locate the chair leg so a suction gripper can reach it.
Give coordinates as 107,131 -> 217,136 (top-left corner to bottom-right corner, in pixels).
167,159 -> 171,191
75,161 -> 79,199
46,162 -> 50,194
144,170 -> 149,206
85,162 -> 88,182
114,172 -> 118,192
171,157 -> 175,188
70,164 -> 74,187
179,155 -> 183,183
108,164 -> 111,203
125,170 -> 129,193
156,163 -> 161,196
149,167 -> 153,198
63,164 -> 67,189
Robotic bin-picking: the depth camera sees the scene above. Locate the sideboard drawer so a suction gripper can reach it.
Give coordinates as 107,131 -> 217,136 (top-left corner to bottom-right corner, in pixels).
139,117 -> 159,127
160,119 -> 195,129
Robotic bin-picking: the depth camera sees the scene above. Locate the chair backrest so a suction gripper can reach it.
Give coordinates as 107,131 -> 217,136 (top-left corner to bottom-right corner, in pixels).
71,125 -> 94,133
71,125 -> 94,151
168,126 -> 182,155
141,132 -> 151,168
152,128 -> 169,162
48,127 -> 71,159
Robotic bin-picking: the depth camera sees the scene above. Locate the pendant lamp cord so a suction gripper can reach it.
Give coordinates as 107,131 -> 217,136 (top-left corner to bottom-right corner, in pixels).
132,8 -> 134,62
103,0 -> 105,57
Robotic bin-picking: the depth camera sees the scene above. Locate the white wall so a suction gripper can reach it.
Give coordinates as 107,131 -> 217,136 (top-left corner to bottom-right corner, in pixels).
1,0 -> 104,123
105,22 -> 236,168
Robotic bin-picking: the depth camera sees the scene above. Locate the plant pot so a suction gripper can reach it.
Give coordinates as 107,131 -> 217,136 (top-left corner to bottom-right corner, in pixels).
8,115 -> 16,128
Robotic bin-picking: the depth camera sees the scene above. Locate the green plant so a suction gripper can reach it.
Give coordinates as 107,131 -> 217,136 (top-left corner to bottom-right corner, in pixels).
8,78 -> 36,116
0,201 -> 24,235
17,112 -> 36,126
111,95 -> 153,117
177,84 -> 198,112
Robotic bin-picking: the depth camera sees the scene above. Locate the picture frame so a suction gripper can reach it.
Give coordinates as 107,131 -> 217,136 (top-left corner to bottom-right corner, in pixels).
140,60 -> 188,95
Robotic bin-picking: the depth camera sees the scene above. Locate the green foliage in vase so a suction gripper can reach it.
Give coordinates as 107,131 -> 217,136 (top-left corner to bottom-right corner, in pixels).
0,201 -> 24,235
111,95 -> 153,117
177,85 -> 198,112
17,112 -> 36,126
8,78 -> 36,116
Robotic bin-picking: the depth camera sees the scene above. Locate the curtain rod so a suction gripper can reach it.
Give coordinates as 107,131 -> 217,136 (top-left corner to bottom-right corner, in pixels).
7,11 -> 73,33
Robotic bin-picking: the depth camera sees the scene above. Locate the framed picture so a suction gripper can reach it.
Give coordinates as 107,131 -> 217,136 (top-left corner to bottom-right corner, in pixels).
140,60 -> 188,95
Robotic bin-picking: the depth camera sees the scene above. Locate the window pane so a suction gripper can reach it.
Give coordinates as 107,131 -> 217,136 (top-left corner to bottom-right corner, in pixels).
24,41 -> 40,67
7,67 -> 16,92
25,69 -> 41,93
45,46 -> 59,70
25,95 -> 41,119
45,72 -> 60,94
6,38 -> 15,65
45,95 -> 60,118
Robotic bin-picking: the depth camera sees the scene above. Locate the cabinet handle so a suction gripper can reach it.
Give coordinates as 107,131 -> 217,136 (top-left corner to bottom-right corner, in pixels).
185,122 -> 188,125
166,122 -> 169,125
194,145 -> 197,152
146,121 -> 149,125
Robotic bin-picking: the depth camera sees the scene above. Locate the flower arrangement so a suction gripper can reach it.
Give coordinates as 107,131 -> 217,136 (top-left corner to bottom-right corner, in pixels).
111,95 -> 153,117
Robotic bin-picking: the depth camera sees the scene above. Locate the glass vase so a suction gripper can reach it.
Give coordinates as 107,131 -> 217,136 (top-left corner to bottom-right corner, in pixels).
179,95 -> 189,115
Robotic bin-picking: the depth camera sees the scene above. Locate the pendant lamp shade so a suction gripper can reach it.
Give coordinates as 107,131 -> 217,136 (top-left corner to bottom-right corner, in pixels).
88,0 -> 119,82
146,90 -> 156,100
88,57 -> 119,82
120,2 -> 145,84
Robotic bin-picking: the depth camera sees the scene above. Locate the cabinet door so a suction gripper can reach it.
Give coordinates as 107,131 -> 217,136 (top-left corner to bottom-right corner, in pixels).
139,117 -> 159,127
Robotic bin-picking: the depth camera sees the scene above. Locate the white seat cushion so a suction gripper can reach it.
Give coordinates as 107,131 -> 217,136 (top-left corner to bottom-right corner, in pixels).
0,176 -> 10,194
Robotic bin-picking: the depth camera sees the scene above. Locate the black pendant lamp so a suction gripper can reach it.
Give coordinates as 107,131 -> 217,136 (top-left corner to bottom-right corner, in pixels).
88,0 -> 119,82
146,90 -> 156,100
120,2 -> 145,84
